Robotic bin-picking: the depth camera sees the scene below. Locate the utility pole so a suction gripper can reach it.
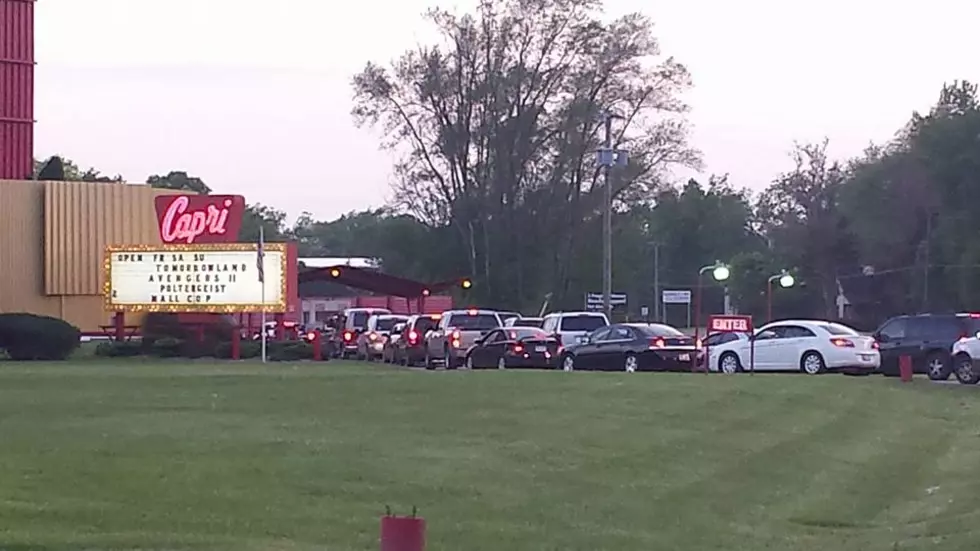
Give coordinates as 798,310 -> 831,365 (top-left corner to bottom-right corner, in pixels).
922,212 -> 932,312
597,112 -> 626,320
602,114 -> 613,319
652,242 -> 660,322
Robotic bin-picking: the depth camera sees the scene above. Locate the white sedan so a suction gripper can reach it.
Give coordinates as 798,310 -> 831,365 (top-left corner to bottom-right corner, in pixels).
707,319 -> 879,374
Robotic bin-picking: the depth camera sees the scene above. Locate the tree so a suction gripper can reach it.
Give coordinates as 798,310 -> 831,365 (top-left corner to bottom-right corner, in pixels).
239,204 -> 288,242
351,0 -> 699,306
756,141 -> 857,319
147,171 -> 212,194
33,156 -> 124,182
292,209 -> 455,282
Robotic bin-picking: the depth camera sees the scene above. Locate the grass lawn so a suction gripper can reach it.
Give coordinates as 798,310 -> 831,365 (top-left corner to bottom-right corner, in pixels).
0,361 -> 979,550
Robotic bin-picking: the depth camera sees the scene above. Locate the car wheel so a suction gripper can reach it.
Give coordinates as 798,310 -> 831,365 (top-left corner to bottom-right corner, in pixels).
424,350 -> 435,370
801,351 -> 826,375
465,355 -> 475,369
926,352 -> 951,381
719,352 -> 741,374
954,354 -> 980,385
561,354 -> 574,372
497,356 -> 507,370
445,347 -> 458,370
624,353 -> 638,373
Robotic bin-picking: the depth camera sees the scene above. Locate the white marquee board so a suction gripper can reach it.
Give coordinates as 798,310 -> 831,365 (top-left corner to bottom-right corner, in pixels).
104,244 -> 286,313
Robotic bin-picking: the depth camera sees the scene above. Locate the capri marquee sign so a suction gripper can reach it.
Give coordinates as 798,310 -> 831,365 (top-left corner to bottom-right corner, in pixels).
103,244 -> 286,313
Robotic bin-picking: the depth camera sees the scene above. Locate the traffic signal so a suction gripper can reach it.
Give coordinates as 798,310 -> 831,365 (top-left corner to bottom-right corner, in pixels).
461,278 -> 472,289
330,268 -> 341,278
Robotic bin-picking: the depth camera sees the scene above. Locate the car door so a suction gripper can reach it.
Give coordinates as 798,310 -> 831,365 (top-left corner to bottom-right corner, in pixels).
473,329 -> 505,368
596,325 -> 632,368
750,327 -> 783,370
771,324 -> 818,369
575,327 -> 611,369
874,318 -> 907,375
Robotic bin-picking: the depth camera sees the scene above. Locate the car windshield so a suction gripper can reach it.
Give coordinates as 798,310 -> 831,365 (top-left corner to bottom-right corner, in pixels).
560,315 -> 606,332
511,318 -> 543,328
375,318 -> 405,331
818,322 -> 860,336
506,328 -> 548,340
450,313 -> 500,330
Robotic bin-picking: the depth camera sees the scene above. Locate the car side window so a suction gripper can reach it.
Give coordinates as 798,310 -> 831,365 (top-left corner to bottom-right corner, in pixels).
612,327 -> 632,340
590,327 -> 612,342
878,319 -> 906,340
783,325 -> 816,338
485,330 -> 504,344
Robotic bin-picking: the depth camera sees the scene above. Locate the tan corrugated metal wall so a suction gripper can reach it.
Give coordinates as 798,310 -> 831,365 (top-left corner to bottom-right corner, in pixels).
0,179 -> 183,331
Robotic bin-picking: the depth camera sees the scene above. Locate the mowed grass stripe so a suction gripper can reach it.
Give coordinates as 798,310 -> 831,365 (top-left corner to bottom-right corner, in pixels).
0,362 -> 978,550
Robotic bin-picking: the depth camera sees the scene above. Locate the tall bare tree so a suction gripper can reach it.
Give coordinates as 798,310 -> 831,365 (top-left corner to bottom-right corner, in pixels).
351,0 -> 698,306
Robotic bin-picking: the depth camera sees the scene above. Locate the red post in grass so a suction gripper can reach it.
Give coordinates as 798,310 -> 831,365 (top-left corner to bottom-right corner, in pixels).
380,507 -> 425,551
312,331 -> 322,361
231,326 -> 241,360
899,355 -> 913,382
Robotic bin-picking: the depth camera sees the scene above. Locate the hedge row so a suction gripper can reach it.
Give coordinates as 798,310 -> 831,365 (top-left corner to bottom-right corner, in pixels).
94,338 -> 329,362
0,313 -> 81,361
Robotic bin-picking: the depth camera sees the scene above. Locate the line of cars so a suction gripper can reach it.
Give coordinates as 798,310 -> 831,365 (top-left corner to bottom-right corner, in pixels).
326,306 -> 980,383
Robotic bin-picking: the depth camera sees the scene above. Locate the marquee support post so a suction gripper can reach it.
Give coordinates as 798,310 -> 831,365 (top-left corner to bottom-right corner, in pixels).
113,311 -> 125,342
231,326 -> 241,360
274,313 -> 285,340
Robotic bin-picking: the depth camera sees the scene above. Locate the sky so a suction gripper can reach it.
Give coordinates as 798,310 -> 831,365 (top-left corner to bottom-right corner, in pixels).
33,0 -> 979,222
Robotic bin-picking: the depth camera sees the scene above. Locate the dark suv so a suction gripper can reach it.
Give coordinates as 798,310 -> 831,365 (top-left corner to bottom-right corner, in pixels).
873,313 -> 980,379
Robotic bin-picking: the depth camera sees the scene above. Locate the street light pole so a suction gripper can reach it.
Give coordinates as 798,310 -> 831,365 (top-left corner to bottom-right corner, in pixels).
767,271 -> 795,322
693,261 -> 731,350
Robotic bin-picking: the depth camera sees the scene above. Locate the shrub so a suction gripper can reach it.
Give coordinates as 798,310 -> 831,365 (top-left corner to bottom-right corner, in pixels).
0,313 -> 81,361
149,337 -> 183,358
268,341 -> 314,362
95,341 -> 143,358
142,313 -> 236,351
214,340 -> 262,359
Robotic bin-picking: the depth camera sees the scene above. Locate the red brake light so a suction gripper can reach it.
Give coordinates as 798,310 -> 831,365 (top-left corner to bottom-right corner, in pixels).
452,330 -> 461,340
970,313 -> 980,318
830,338 -> 854,347
513,344 -> 524,353
872,341 -> 879,349
408,330 -> 419,344
343,331 -> 353,341
305,332 -> 316,341
369,332 -> 378,341
467,309 -> 478,315
650,337 -> 666,348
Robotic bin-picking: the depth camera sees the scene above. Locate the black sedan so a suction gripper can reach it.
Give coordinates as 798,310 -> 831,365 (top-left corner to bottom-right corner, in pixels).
558,323 -> 696,372
463,327 -> 560,369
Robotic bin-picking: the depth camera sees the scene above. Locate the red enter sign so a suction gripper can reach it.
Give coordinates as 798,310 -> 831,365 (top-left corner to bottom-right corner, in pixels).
709,315 -> 753,333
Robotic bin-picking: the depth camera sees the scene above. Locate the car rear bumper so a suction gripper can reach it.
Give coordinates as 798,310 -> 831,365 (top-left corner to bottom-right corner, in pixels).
828,352 -> 880,371
504,354 -> 557,368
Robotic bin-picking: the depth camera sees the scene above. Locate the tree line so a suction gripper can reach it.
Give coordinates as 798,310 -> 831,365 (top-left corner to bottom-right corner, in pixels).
34,0 -> 980,328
